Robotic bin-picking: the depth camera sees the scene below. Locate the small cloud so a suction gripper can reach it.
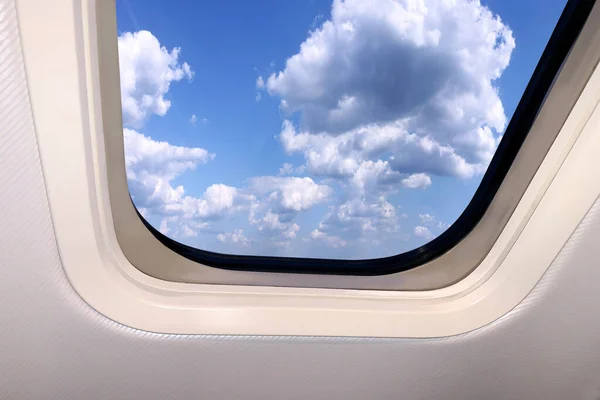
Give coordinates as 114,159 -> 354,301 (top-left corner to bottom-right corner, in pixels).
402,173 -> 432,189
256,76 -> 265,102
217,229 -> 250,247
277,163 -> 305,176
414,226 -> 433,240
419,213 -> 436,225
310,229 -> 347,248
190,115 -> 208,126
159,219 -> 170,235
256,76 -> 265,89
278,163 -> 294,176
418,213 -> 448,230
310,14 -> 324,30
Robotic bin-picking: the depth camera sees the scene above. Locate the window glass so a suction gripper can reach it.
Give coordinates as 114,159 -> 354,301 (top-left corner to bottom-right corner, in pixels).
116,0 -> 568,259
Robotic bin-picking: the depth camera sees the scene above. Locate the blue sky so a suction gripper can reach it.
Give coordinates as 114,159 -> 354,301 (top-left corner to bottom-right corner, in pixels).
116,0 -> 567,259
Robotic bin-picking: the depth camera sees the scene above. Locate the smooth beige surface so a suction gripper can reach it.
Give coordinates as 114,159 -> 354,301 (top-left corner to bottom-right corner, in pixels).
15,0 -> 600,337
4,14 -> 600,393
4,0 -> 600,398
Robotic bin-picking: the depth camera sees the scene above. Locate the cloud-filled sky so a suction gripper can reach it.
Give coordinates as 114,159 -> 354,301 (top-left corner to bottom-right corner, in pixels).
116,0 -> 567,259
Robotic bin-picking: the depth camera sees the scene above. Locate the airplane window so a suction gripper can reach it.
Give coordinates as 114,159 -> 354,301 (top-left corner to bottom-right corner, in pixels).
115,0 -> 577,271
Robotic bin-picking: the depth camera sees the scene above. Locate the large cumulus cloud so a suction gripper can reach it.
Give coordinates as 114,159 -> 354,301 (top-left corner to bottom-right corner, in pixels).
263,0 -> 514,180
118,30 -> 193,128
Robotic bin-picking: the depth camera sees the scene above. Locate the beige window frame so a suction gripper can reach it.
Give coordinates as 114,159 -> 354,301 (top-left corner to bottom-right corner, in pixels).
16,0 -> 600,337
102,1 -> 600,290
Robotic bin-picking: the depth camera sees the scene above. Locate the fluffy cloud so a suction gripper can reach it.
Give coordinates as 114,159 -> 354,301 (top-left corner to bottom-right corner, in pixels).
350,160 -> 402,195
267,0 -> 512,134
125,124 -> 333,247
402,173 -> 432,189
278,163 -> 306,176
419,213 -> 436,225
124,128 -> 214,211
414,226 -> 433,240
278,163 -> 294,176
217,229 -> 251,247
280,119 -> 489,182
248,176 -> 332,212
267,0 -> 514,185
244,176 -> 332,247
117,34 -> 264,243
118,30 -> 193,128
310,229 -> 347,248
256,76 -> 265,89
172,184 -> 246,220
419,213 -> 449,230
160,217 -> 206,239
318,196 -> 399,238
124,128 -> 251,238
252,210 -> 300,240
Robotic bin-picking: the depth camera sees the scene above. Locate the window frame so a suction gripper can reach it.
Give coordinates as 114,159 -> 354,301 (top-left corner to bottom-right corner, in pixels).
105,0 -> 598,289
133,0 -> 594,278
19,0 -> 600,336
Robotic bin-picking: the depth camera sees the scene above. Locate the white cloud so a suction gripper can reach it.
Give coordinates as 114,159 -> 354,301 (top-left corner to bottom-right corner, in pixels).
437,221 -> 449,231
418,213 -> 448,231
162,218 -> 201,239
318,196 -> 398,237
118,30 -> 193,128
279,119 -> 489,182
244,176 -> 333,248
419,213 -> 436,225
117,31 -> 249,241
278,163 -> 295,176
256,76 -> 265,102
256,76 -> 265,89
267,0 -> 512,135
268,0 -> 514,192
402,173 -> 432,189
186,184 -> 241,219
310,229 -> 347,248
414,226 -> 433,240
124,128 -> 250,238
159,219 -> 170,235
124,128 -> 214,211
278,162 -> 306,176
248,176 -> 332,212
350,160 -> 402,195
217,229 -> 250,247
252,210 -> 300,240
310,14 -> 325,30
125,126 -> 331,244
181,224 -> 198,238
189,114 -> 208,125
